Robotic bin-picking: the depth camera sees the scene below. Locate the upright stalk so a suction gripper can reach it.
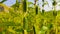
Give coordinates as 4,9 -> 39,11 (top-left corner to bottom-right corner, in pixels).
52,0 -> 57,34
34,0 -> 38,34
23,0 -> 28,34
42,0 -> 44,14
34,0 -> 41,34
13,0 -> 20,11
42,0 -> 45,26
34,0 -> 38,15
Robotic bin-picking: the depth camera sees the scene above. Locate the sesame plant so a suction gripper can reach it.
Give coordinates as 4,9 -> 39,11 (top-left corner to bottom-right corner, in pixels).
0,0 -> 60,34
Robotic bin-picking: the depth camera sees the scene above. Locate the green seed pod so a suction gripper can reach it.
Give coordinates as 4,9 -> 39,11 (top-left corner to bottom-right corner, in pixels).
42,0 -> 44,2
42,0 -> 44,15
15,0 -> 20,10
23,17 -> 25,29
42,9 -> 45,15
23,0 -> 27,12
33,26 -> 36,34
48,23 -> 53,29
16,3 -> 19,8
53,1 -> 57,6
22,29 -> 24,34
36,6 -> 38,14
42,4 -> 44,7
23,17 -> 28,30
15,29 -> 23,32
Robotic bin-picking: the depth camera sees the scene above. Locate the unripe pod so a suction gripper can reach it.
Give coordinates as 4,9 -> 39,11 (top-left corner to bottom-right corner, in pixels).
42,9 -> 45,15
23,17 -> 28,30
33,26 -> 36,34
42,0 -> 44,2
23,0 -> 27,12
23,17 -> 25,29
53,1 -> 57,6
36,6 -> 38,14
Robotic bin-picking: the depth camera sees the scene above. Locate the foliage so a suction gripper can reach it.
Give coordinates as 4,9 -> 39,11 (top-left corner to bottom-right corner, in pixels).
0,0 -> 60,34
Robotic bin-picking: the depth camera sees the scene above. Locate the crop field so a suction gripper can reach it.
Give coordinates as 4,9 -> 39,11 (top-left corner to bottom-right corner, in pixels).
0,0 -> 60,34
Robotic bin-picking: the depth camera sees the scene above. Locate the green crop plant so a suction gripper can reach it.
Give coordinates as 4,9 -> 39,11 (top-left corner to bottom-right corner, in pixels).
52,0 -> 58,34
0,0 -> 60,34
